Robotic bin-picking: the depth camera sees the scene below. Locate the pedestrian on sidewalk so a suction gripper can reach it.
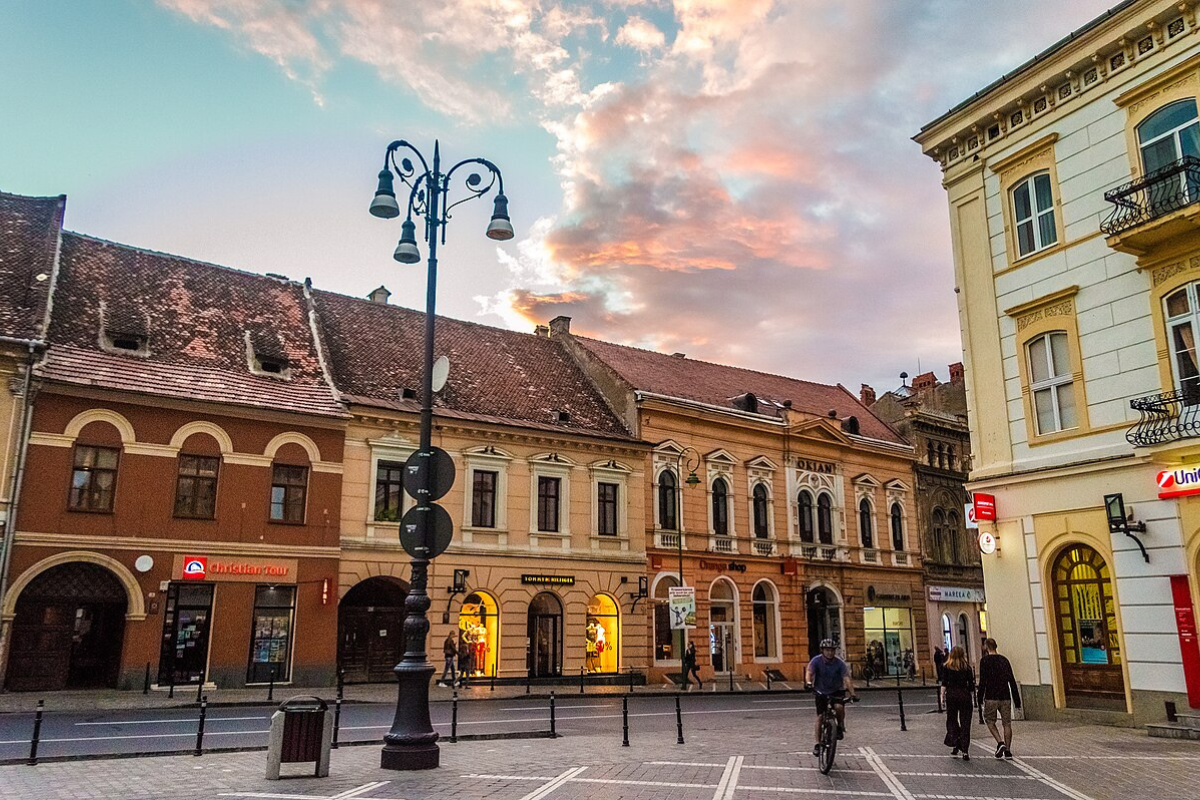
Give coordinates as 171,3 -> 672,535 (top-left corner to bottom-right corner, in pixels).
682,641 -> 703,690
439,631 -> 458,687
977,637 -> 1021,760
941,645 -> 975,760
933,646 -> 946,685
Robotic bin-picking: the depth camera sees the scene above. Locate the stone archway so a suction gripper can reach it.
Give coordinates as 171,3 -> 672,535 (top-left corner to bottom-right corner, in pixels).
338,577 -> 408,683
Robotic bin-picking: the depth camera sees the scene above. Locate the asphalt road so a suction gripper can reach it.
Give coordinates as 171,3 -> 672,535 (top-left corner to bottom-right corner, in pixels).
0,688 -> 939,762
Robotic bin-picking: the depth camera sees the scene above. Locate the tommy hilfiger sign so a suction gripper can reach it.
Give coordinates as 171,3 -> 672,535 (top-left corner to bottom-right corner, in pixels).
521,574 -> 575,586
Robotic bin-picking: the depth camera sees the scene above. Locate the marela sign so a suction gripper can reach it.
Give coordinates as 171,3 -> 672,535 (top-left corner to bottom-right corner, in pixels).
1158,467 -> 1200,499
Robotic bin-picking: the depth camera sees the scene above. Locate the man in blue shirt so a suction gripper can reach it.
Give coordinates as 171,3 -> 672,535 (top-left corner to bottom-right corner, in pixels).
805,639 -> 857,756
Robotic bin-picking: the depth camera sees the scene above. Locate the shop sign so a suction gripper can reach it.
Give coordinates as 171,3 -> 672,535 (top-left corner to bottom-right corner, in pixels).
973,493 -> 996,521
796,458 -> 835,474
668,586 -> 696,629
1158,467 -> 1200,499
521,574 -> 575,586
699,560 -> 747,573
928,586 -> 985,603
978,531 -> 998,555
173,555 -> 298,584
867,584 -> 910,604
964,502 -> 978,530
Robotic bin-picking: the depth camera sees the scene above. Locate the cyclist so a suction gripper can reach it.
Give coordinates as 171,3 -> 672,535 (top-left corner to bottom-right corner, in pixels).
805,639 -> 857,757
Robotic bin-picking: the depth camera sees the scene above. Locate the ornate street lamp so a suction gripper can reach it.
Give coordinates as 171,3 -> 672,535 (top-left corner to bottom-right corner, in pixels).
369,139 -> 513,770
674,446 -> 701,684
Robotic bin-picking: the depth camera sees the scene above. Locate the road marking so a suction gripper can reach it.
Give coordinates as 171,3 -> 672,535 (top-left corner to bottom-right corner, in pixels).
331,784 -> 391,800
574,777 -> 718,789
712,755 -> 744,800
892,772 -> 1036,780
219,782 -> 389,800
1006,755 -> 1098,800
751,699 -> 936,709
500,704 -> 616,711
861,747 -> 916,800
911,796 -> 1060,800
76,715 -> 268,726
463,774 -> 555,781
739,788 -> 892,797
646,760 -> 874,774
517,766 -> 587,800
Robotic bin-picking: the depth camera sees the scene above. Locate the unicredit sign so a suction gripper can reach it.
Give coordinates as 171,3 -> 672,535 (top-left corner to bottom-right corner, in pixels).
1158,468 -> 1200,499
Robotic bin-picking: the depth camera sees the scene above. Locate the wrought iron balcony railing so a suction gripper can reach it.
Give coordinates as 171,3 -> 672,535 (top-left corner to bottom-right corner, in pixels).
1127,388 -> 1200,446
1102,156 -> 1200,236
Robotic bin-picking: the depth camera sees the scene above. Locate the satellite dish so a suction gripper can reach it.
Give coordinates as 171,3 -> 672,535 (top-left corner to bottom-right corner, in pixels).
432,356 -> 450,393
134,555 -> 154,573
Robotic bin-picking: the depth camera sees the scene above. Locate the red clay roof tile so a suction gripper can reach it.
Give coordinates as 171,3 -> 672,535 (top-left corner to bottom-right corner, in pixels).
0,191 -> 64,341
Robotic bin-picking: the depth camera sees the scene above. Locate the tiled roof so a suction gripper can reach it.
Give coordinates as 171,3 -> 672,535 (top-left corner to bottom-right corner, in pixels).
312,291 -> 634,441
571,335 -> 906,446
0,191 -> 64,341
42,233 -> 344,418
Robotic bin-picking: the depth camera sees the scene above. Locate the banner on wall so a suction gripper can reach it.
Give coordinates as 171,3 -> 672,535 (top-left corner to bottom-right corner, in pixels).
1170,575 -> 1200,709
668,587 -> 696,629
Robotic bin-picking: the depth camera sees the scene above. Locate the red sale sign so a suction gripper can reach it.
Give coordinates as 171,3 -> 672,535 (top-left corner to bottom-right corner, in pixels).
973,493 -> 996,521
1170,576 -> 1200,709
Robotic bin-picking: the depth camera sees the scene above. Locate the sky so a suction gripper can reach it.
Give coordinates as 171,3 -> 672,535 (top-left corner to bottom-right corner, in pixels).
0,0 -> 1117,394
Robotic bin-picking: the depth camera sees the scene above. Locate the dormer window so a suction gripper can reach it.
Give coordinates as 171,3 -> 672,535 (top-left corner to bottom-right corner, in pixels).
257,356 -> 287,374
245,330 -> 292,379
101,330 -> 149,357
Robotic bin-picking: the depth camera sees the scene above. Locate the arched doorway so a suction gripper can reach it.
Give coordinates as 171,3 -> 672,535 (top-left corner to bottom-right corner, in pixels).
1051,544 -> 1124,708
6,562 -> 127,691
652,574 -> 680,664
806,586 -> 842,659
586,594 -> 619,673
957,613 -> 971,660
709,579 -> 738,673
338,577 -> 407,683
457,591 -> 499,678
527,593 -> 563,677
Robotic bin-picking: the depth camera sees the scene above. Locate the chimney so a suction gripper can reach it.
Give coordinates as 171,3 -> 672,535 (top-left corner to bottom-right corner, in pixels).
949,362 -> 964,384
534,325 -> 549,337
368,285 -> 391,304
912,371 -> 937,392
548,316 -> 571,336
860,384 -> 876,405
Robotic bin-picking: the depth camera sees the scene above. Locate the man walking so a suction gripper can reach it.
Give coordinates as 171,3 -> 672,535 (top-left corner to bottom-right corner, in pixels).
682,641 -> 702,690
439,631 -> 458,687
977,638 -> 1021,759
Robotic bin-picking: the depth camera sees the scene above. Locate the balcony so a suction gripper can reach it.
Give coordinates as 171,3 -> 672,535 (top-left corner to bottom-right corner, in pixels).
1127,388 -> 1200,446
655,530 -> 683,550
752,539 -> 776,556
1102,157 -> 1200,254
712,536 -> 735,554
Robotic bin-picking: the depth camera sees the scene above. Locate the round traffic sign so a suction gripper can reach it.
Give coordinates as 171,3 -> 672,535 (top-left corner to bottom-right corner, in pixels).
404,446 -> 456,502
399,503 -> 454,559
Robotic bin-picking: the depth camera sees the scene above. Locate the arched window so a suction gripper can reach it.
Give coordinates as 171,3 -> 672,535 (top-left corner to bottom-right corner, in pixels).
958,613 -> 971,660
658,470 -> 677,530
937,443 -> 945,469
1027,331 -> 1077,434
941,613 -> 953,653
948,510 -> 962,563
858,498 -> 874,548
927,440 -> 935,466
932,508 -> 946,562
817,493 -> 833,545
1164,282 -> 1200,405
798,490 -> 815,543
712,478 -> 729,536
1011,171 -> 1058,256
752,582 -> 778,659
947,446 -> 956,471
752,484 -> 769,539
1138,99 -> 1200,174
890,502 -> 904,551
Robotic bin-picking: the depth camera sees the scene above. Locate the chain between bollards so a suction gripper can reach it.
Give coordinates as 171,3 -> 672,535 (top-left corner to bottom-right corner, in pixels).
675,695 -> 684,744
194,695 -> 208,757
622,695 -> 630,747
27,700 -> 43,766
897,689 -> 907,732
549,691 -> 556,737
450,690 -> 459,743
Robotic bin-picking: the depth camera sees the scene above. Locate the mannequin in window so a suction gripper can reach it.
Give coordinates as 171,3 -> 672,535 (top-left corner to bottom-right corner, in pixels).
471,622 -> 488,676
585,617 -> 600,672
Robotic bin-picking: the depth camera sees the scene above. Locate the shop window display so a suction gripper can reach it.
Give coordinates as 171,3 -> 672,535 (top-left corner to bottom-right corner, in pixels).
863,606 -> 914,677
457,591 -> 498,678
586,594 -> 619,673
247,586 -> 295,683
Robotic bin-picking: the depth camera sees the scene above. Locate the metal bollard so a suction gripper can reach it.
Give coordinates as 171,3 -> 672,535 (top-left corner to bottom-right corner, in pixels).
766,670 -> 772,690
332,696 -> 342,749
549,691 -> 556,737
196,667 -> 206,704
450,690 -> 458,743
622,695 -> 630,747
28,700 -> 44,766
168,669 -> 175,699
526,670 -> 531,695
729,667 -> 734,692
194,695 -> 208,757
338,668 -> 345,700
921,666 -> 926,686
1166,700 -> 1179,722
896,669 -> 901,687
629,669 -> 635,692
580,666 -> 585,695
268,667 -> 276,702
675,695 -> 685,744
143,662 -> 151,695
491,668 -> 496,692
897,690 -> 907,732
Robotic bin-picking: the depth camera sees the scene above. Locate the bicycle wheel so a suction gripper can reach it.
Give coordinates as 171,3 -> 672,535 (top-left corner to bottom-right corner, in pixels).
818,718 -> 837,774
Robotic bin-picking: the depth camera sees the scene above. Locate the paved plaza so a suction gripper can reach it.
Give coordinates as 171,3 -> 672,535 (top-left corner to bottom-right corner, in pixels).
1,695 -> 1195,800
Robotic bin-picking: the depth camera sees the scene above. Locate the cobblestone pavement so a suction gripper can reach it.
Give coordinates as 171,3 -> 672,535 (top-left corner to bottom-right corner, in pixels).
1,700 -> 1194,800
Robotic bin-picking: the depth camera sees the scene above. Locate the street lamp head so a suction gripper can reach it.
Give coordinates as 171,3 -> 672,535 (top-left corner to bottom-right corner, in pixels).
393,219 -> 421,264
685,471 -> 700,486
370,169 -> 401,219
485,193 -> 514,241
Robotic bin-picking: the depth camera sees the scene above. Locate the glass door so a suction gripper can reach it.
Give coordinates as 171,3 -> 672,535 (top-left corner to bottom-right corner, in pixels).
158,583 -> 214,685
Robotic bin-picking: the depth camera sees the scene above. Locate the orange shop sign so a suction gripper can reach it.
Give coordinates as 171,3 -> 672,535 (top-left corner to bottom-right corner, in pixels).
173,555 -> 298,584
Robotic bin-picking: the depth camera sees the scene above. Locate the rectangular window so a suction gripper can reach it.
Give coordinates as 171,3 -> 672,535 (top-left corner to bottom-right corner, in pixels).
537,476 -> 561,532
1012,172 -> 1057,257
472,470 -> 497,528
69,445 -> 120,512
597,482 -> 618,536
1028,331 -> 1077,434
174,455 -> 219,519
247,585 -> 296,683
374,461 -> 405,522
270,464 -> 308,523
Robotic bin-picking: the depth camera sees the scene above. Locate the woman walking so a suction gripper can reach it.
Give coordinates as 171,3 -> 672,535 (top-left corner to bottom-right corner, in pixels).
941,646 -> 975,759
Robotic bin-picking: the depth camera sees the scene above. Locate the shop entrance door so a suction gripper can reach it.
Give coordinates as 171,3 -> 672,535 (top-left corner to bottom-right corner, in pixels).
527,592 -> 563,677
158,583 -> 215,686
709,623 -> 735,672
338,578 -> 407,683
806,587 -> 841,658
6,562 -> 128,692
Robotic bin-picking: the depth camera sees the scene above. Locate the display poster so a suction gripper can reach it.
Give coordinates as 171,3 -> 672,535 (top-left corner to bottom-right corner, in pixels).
668,586 -> 696,629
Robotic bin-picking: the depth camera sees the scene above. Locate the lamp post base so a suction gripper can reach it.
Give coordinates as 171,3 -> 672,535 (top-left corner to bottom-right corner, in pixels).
380,740 -> 440,771
380,662 -> 440,771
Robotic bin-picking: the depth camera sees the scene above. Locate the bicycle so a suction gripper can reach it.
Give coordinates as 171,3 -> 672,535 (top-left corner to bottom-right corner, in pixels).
811,689 -> 859,774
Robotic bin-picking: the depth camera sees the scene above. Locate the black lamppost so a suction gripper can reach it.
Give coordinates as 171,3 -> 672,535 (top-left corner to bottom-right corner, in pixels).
368,139 -> 513,770
673,447 -> 700,683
